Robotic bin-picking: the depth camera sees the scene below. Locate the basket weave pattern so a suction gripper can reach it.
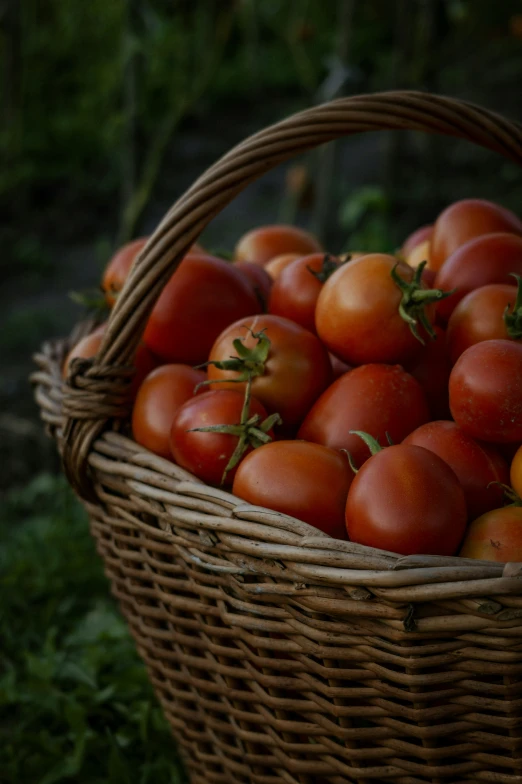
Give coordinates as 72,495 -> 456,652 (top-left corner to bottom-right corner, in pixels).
33,92 -> 522,783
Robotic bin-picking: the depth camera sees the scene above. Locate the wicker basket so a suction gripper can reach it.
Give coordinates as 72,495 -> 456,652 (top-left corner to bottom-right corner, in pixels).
32,92 -> 522,784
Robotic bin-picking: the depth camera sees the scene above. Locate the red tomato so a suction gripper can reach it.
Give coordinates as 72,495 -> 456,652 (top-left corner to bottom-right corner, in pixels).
233,261 -> 273,309
315,254 -> 442,366
406,239 -> 431,269
235,225 -> 322,266
402,224 -> 433,257
298,364 -> 430,467
264,253 -> 301,280
102,238 -> 148,307
268,253 -> 342,333
510,444 -> 522,497
459,506 -> 522,562
449,339 -> 522,443
446,282 -> 522,364
206,314 -> 332,429
63,327 -> 157,398
170,389 -> 273,486
132,364 -> 206,459
405,325 -> 451,419
403,420 -> 509,520
434,233 -> 522,323
143,254 -> 261,365
232,440 -> 352,539
345,442 -> 467,556
430,199 -> 522,272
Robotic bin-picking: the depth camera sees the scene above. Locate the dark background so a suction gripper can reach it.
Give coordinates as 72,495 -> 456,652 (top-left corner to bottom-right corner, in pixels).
1,2 -> 522,781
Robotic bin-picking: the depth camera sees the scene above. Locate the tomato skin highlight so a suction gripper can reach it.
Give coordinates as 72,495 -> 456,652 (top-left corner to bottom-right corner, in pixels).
430,199 -> 522,272
459,506 -> 522,562
402,224 -> 433,258
207,314 -> 332,429
434,232 -> 522,323
315,254 -> 437,366
232,440 -> 353,539
132,364 -> 206,460
268,253 -> 342,334
234,225 -> 321,266
143,254 -> 262,365
170,389 -> 272,486
403,420 -> 509,521
298,364 -> 430,467
345,444 -> 467,556
510,444 -> 522,498
446,283 -> 520,364
449,339 -> 522,443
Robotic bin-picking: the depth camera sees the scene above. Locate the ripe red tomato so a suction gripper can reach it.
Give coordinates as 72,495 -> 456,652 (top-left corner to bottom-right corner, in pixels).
315,254 -> 442,366
102,238 -> 149,307
403,420 -> 509,520
132,364 -> 206,459
63,326 -> 157,398
143,254 -> 261,365
268,253 -> 342,333
206,314 -> 332,429
170,389 -> 273,486
510,444 -> 522,497
446,282 -> 522,364
233,261 -> 273,309
232,440 -> 353,539
234,225 -> 321,266
434,233 -> 522,323
449,339 -> 522,443
402,224 -> 433,258
298,364 -> 430,467
264,253 -> 301,280
345,442 -> 467,556
459,506 -> 522,562
430,199 -> 522,272
405,325 -> 451,419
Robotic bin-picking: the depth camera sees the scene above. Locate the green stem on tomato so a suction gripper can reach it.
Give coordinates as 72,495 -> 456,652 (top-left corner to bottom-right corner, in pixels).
391,261 -> 452,345
307,253 -> 343,283
194,328 -> 271,392
487,481 -> 522,507
504,273 -> 522,339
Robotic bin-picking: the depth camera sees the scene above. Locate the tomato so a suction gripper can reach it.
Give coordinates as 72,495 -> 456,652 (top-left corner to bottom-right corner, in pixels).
459,506 -> 522,562
434,233 -> 522,323
405,325 -> 451,419
298,364 -> 430,467
234,225 -> 322,266
403,420 -> 509,520
345,440 -> 467,556
449,339 -> 522,443
102,238 -> 148,307
264,253 -> 301,280
132,364 -> 206,459
315,253 -> 444,365
233,261 -> 273,309
402,225 -> 433,258
170,389 -> 274,486
446,281 -> 522,364
405,239 -> 431,269
232,440 -> 353,539
268,253 -> 342,333
143,253 -> 261,365
206,314 -> 332,429
63,326 -> 157,398
509,444 -> 522,497
430,199 -> 522,272
329,353 -> 352,380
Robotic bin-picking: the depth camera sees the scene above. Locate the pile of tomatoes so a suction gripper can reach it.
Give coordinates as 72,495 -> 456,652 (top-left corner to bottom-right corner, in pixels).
65,198 -> 522,562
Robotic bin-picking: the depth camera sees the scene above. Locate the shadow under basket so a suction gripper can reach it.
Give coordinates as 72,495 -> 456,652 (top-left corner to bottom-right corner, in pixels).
32,92 -> 522,783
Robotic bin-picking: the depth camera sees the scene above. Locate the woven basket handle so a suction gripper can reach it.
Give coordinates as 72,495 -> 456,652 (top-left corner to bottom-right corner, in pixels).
63,90 -> 522,500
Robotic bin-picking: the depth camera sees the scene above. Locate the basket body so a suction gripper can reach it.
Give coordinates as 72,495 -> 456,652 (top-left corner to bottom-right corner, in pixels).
32,92 -> 522,783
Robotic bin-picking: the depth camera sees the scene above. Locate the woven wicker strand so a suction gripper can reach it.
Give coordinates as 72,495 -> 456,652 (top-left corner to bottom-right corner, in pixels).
33,91 -> 522,783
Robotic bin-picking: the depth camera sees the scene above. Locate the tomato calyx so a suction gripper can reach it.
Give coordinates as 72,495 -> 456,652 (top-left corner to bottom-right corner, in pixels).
196,328 -> 271,388
504,273 -> 522,339
307,254 -> 344,284
188,376 -> 282,485
488,481 -> 522,508
391,261 -> 451,344
343,430 -> 383,473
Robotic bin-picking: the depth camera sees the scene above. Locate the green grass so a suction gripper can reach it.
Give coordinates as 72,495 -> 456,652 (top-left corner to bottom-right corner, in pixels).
0,473 -> 186,784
